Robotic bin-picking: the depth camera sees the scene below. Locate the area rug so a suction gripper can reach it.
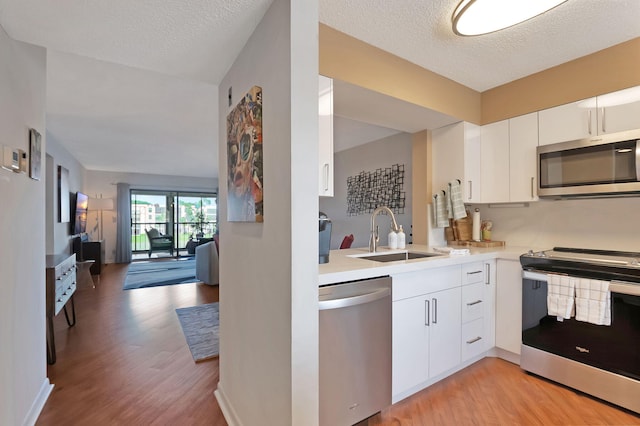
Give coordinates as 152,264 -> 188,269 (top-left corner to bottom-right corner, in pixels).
176,302 -> 219,362
123,258 -> 198,290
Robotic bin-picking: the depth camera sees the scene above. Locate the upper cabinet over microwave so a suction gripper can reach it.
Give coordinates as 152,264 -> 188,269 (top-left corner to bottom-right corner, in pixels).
537,129 -> 640,198
539,86 -> 640,146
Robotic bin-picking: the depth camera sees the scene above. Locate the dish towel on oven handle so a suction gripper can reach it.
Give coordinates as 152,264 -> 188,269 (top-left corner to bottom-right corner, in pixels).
448,180 -> 467,220
547,274 -> 575,321
575,278 -> 611,326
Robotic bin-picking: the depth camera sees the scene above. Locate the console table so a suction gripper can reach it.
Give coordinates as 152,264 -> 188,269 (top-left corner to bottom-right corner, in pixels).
45,253 -> 77,364
82,240 -> 104,275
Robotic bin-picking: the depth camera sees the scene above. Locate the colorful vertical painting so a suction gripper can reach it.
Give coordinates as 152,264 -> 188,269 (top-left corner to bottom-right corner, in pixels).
227,86 -> 263,222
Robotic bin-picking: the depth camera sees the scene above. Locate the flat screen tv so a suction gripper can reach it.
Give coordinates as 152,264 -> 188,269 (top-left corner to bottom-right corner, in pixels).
72,191 -> 89,235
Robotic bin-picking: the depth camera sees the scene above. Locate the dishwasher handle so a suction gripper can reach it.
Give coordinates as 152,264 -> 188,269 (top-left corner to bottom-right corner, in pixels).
319,287 -> 390,311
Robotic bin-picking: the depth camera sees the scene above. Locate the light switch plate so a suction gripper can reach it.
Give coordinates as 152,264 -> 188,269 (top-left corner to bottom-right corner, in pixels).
2,145 -> 20,171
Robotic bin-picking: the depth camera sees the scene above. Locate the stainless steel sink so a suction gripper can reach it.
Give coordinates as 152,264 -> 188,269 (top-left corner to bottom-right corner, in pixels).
356,251 -> 442,262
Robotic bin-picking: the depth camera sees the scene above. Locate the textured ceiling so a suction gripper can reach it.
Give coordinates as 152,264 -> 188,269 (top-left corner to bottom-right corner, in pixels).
1,0 -> 639,179
320,0 -> 640,91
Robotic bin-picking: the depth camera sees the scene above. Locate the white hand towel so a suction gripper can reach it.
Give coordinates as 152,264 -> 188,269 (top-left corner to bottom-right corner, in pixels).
575,278 -> 611,326
432,194 -> 449,228
448,180 -> 467,220
547,274 -> 575,320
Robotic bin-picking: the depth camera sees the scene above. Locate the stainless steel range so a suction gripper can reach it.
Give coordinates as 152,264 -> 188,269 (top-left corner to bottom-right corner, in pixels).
520,247 -> 640,414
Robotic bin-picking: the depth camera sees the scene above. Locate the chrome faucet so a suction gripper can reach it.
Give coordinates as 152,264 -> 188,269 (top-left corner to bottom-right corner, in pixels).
369,206 -> 399,252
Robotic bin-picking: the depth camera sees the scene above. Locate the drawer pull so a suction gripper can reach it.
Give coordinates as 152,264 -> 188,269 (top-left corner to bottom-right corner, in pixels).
466,271 -> 482,275
466,336 -> 482,344
466,300 -> 482,306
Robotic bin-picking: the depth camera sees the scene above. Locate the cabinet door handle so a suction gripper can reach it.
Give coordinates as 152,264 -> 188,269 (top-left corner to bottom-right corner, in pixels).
467,270 -> 482,276
466,300 -> 482,306
432,298 -> 438,324
424,299 -> 430,326
530,177 -> 535,199
601,107 -> 606,133
468,181 -> 472,200
466,336 -> 482,344
485,263 -> 491,285
323,163 -> 329,191
588,109 -> 592,135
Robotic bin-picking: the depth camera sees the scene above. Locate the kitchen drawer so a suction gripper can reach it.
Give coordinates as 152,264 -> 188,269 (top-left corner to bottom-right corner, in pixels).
461,282 -> 484,323
392,266 -> 461,301
461,262 -> 484,286
461,318 -> 485,361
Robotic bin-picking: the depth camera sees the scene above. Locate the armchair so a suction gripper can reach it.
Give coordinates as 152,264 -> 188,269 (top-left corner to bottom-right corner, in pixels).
145,228 -> 174,257
195,241 -> 219,285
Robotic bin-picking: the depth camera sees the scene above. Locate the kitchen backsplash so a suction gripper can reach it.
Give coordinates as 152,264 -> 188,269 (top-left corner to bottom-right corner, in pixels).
474,197 -> 640,251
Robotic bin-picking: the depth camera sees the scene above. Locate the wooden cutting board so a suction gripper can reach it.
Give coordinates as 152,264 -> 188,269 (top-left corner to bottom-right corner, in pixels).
451,240 -> 506,248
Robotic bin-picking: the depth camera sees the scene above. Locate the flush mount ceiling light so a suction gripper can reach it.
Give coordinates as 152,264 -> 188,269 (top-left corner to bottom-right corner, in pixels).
452,0 -> 568,36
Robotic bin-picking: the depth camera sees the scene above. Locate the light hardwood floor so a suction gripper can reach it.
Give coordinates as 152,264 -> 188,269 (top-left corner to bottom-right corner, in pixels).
38,263 -> 640,425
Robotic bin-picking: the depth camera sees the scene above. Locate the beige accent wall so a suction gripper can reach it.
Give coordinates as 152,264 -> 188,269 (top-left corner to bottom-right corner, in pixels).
319,24 -> 482,124
411,130 -> 430,245
482,37 -> 640,124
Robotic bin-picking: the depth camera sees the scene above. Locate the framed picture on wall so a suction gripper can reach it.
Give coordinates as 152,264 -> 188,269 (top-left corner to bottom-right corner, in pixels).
29,128 -> 42,180
226,86 -> 263,222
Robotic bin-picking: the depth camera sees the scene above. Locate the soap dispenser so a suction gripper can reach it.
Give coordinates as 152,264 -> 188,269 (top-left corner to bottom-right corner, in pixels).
397,225 -> 406,249
388,227 -> 398,249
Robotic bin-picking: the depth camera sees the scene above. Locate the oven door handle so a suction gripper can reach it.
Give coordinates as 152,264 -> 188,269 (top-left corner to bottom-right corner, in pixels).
522,270 -> 640,296
522,270 -> 548,281
611,281 -> 640,297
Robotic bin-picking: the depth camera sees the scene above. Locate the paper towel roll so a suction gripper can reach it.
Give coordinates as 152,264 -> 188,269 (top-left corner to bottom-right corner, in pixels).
472,209 -> 481,241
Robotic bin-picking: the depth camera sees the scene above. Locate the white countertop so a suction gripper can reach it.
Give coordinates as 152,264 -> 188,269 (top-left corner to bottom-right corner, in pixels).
319,244 -> 531,286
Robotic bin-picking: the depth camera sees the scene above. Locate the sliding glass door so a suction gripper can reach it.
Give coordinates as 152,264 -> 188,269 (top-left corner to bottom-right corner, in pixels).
130,190 -> 217,258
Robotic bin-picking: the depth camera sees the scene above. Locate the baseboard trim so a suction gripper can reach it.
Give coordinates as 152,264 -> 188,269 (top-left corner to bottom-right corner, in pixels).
215,382 -> 242,426
23,378 -> 53,426
493,347 -> 520,365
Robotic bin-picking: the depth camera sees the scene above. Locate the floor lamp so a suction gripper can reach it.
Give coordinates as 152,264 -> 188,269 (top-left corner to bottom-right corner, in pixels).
88,196 -> 114,241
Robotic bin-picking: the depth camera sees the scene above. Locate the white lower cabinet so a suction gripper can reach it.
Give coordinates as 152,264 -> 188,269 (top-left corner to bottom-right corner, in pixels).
392,260 -> 498,402
428,286 -> 462,378
391,266 -> 461,400
392,294 -> 430,395
495,259 -> 523,355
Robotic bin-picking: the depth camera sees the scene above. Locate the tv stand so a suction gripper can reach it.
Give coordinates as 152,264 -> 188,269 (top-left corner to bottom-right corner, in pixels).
82,240 -> 104,275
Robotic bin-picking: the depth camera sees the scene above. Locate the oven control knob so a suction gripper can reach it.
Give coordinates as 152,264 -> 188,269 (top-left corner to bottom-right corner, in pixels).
527,250 -> 534,256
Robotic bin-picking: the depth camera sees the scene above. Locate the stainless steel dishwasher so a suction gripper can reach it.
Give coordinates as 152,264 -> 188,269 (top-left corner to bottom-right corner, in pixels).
319,276 -> 392,426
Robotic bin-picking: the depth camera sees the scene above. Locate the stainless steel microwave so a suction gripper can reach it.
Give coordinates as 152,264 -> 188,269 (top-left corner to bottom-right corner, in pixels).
537,129 -> 640,198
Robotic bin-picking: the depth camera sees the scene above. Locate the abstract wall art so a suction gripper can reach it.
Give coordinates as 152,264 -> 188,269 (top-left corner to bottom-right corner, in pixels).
226,86 -> 263,223
346,163 -> 405,216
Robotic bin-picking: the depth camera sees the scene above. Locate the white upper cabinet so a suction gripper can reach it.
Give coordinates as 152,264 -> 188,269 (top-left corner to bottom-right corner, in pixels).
432,122 -> 482,203
478,112 -> 539,204
318,75 -> 334,197
596,86 -> 640,135
538,98 -> 595,146
509,113 -> 539,202
480,120 -> 509,203
539,85 -> 640,146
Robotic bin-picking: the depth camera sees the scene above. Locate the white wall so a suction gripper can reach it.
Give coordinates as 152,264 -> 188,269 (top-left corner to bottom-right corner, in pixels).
320,132 -> 413,249
84,170 -> 217,263
475,197 -> 640,251
0,28 -> 50,425
45,132 -> 86,255
215,0 -> 319,424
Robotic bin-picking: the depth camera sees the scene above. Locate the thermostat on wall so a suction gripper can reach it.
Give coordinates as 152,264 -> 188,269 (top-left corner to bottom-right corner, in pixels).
2,145 -> 20,171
